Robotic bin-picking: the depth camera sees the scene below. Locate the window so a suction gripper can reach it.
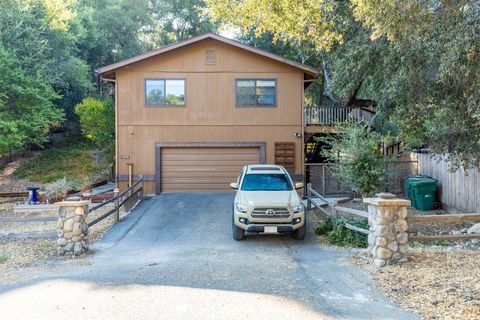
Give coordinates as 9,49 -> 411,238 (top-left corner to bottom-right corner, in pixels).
145,79 -> 185,106
236,79 -> 276,107
240,174 -> 293,191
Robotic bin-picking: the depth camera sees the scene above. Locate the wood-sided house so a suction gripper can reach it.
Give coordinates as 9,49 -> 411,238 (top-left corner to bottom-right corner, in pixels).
97,33 -> 319,194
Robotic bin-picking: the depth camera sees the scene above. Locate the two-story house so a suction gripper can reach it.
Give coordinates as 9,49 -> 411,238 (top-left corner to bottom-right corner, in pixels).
97,33 -> 319,194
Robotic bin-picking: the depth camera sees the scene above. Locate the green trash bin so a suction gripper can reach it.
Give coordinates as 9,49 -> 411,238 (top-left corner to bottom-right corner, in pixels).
409,178 -> 437,211
403,175 -> 427,199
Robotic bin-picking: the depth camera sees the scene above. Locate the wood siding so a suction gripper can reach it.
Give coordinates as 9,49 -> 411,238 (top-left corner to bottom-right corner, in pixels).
418,153 -> 480,213
161,147 -> 260,192
115,38 -> 305,194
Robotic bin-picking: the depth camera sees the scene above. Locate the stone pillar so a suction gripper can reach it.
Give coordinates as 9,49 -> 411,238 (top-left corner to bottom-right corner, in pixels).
55,199 -> 89,256
363,197 -> 411,268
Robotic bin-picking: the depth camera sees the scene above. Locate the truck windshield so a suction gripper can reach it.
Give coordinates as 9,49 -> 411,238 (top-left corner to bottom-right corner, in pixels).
241,174 -> 293,191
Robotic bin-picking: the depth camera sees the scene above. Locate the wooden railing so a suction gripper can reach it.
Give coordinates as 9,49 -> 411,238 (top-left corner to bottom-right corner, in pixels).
306,183 -> 370,235
305,106 -> 375,126
407,213 -> 480,241
307,182 -> 480,241
87,178 -> 144,227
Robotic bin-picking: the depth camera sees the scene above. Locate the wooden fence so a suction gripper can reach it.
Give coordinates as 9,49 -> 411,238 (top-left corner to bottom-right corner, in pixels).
307,183 -> 480,242
87,178 -> 143,227
306,183 -> 370,235
407,213 -> 480,241
305,160 -> 418,196
417,153 -> 480,213
0,179 -> 144,238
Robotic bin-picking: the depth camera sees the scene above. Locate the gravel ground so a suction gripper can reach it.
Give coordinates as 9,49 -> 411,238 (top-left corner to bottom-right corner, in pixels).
0,199 -> 128,285
314,199 -> 480,319
336,199 -> 476,238
353,247 -> 480,320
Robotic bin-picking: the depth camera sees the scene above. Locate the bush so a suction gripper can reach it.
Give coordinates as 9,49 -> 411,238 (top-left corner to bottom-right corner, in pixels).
0,254 -> 8,264
42,177 -> 79,201
318,119 -> 397,197
74,97 -> 114,159
315,216 -> 368,248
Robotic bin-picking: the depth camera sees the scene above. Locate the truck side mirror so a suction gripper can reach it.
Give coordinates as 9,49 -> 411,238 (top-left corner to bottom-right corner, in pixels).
230,182 -> 238,189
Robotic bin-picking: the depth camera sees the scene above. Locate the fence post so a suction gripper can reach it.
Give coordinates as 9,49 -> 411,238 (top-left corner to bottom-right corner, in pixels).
113,187 -> 120,222
331,199 -> 338,216
139,175 -> 144,199
55,199 -> 89,256
306,183 -> 312,212
322,164 -> 326,195
364,197 -> 411,268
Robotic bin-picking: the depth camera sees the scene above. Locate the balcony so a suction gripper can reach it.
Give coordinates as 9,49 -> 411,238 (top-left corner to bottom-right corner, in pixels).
304,106 -> 375,133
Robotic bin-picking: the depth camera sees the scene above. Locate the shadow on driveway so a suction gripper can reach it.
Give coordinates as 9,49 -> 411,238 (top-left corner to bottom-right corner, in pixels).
0,193 -> 418,319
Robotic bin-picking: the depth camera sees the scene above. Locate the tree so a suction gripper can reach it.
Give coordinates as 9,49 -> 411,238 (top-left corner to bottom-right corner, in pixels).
318,120 -> 395,197
207,0 -> 480,169
0,0 -> 93,117
0,46 -> 64,155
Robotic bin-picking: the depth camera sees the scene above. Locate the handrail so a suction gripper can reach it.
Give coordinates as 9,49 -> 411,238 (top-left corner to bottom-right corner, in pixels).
87,177 -> 144,227
304,106 -> 375,126
334,206 -> 369,219
306,183 -> 370,234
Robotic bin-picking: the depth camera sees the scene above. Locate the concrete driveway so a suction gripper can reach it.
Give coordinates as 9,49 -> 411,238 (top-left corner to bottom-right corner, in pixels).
0,193 -> 418,319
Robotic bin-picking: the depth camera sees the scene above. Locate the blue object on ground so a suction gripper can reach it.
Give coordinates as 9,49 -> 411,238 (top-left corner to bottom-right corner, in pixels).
26,186 -> 40,204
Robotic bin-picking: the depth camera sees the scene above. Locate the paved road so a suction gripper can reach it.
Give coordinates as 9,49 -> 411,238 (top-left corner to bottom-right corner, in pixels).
0,193 -> 418,319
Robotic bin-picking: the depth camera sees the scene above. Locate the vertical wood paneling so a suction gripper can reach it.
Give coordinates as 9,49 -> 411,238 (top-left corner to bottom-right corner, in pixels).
115,38 -> 306,193
418,153 -> 480,213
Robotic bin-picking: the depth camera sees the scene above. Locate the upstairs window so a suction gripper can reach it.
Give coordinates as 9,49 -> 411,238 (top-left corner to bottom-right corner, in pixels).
236,79 -> 276,107
145,79 -> 186,106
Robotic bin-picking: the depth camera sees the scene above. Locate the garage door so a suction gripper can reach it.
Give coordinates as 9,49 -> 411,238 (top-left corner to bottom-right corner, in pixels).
161,147 -> 261,192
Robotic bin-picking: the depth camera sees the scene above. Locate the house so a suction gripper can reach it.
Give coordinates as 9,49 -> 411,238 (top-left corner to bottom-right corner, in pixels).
97,33 -> 319,194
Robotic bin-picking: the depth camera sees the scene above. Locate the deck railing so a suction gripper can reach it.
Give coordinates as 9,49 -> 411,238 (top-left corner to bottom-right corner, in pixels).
305,106 -> 375,126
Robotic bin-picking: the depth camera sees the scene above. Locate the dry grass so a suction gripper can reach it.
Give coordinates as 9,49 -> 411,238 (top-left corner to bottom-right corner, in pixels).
353,247 -> 480,319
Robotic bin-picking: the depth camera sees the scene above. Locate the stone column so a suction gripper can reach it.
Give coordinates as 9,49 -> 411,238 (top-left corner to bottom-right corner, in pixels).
363,197 -> 411,268
55,199 -> 89,256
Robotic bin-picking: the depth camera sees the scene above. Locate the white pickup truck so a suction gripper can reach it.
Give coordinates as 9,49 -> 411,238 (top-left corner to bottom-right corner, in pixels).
230,164 -> 305,240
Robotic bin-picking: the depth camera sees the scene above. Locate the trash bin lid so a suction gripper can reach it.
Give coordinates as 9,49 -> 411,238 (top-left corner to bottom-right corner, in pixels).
410,178 -> 437,187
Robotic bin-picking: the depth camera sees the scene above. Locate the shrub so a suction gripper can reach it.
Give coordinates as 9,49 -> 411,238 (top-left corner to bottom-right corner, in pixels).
317,119 -> 397,197
0,254 -> 8,264
74,97 -> 114,159
43,177 -> 79,201
315,216 -> 368,248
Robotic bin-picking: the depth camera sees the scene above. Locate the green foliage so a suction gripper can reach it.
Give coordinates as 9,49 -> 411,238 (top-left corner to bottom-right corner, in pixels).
0,254 -> 8,264
318,120 -> 395,197
314,219 -> 333,235
42,177 -> 79,201
0,0 -> 216,156
206,0 -> 343,52
314,216 -> 368,248
0,46 -> 64,155
207,0 -> 480,170
14,143 -> 101,183
40,240 -> 53,250
74,97 -> 114,157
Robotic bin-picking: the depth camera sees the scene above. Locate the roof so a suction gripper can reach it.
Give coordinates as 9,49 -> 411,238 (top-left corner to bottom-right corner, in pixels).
96,32 -> 320,79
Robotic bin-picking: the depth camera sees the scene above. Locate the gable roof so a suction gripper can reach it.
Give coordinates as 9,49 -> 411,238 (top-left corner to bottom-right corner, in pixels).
96,32 -> 319,79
